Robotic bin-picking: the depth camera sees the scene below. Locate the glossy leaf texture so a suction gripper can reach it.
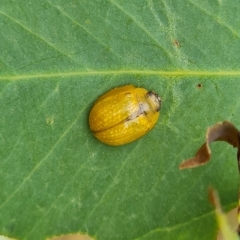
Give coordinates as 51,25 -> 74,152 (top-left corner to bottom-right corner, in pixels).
1,1 -> 240,240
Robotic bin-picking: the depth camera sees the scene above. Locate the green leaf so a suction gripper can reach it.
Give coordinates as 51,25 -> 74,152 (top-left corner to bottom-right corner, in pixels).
0,1 -> 240,240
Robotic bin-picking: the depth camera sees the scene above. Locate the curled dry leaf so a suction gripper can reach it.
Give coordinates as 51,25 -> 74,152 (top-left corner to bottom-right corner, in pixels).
179,121 -> 240,238
179,121 -> 240,169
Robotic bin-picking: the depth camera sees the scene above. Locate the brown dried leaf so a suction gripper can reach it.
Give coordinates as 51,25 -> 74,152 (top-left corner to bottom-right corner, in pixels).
179,121 -> 240,169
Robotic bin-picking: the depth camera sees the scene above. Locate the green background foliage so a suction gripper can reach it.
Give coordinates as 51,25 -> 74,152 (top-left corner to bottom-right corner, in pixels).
0,0 -> 240,239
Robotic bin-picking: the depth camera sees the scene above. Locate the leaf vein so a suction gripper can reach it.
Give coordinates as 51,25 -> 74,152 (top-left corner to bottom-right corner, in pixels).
46,1 -> 122,60
82,141 -> 141,229
108,0 -> 171,59
0,101 -> 84,210
0,10 -> 73,60
187,0 -> 240,38
2,70 -> 240,81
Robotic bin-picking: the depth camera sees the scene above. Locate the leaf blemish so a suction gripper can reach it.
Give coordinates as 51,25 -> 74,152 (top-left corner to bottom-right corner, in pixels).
85,19 -> 91,24
197,83 -> 203,88
173,40 -> 180,47
46,116 -> 55,125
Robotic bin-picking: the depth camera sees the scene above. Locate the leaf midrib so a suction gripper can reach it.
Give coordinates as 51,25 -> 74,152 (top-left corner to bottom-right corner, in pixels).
1,70 -> 240,81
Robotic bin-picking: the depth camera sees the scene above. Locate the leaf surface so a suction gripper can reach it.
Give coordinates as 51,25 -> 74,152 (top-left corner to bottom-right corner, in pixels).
0,1 -> 240,240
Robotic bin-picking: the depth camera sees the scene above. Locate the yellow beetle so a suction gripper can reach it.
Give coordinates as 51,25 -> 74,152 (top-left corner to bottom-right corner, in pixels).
89,84 -> 161,146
